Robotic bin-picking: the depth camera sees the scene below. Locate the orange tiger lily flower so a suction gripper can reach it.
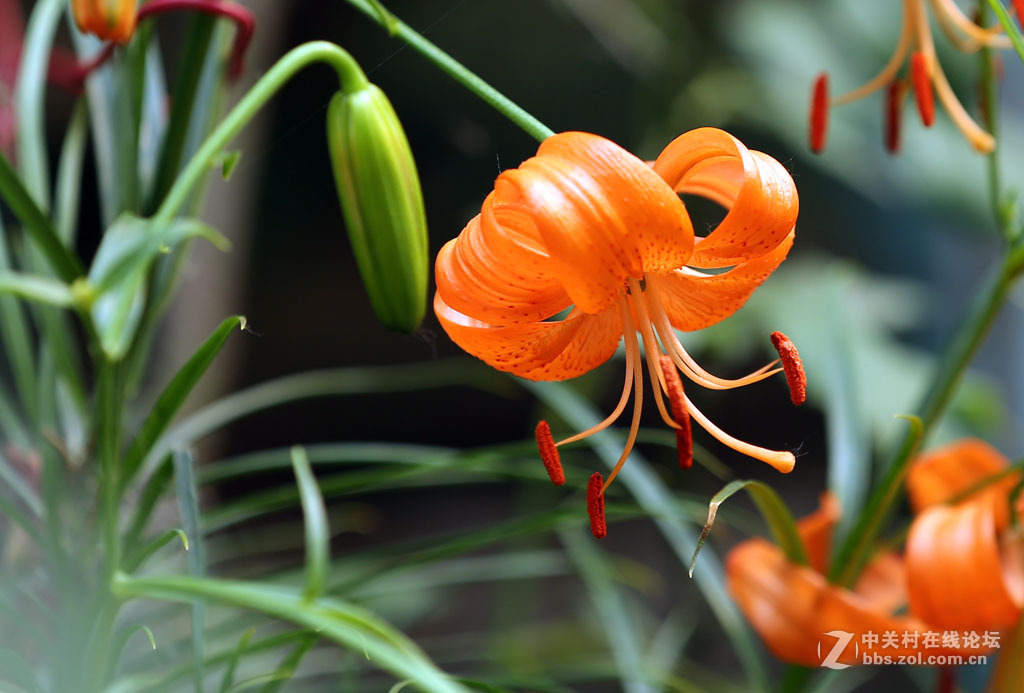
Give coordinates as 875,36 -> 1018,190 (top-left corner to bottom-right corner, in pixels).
434,129 -> 805,537
72,0 -> 137,44
810,0 -> 1008,153
904,439 -> 1024,631
727,493 -> 991,667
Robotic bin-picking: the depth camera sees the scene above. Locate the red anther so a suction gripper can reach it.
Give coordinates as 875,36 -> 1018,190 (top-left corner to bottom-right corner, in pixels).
659,355 -> 692,470
885,80 -> 905,155
910,52 -> 935,127
770,331 -> 807,406
535,420 -> 565,486
809,73 -> 829,153
1015,0 -> 1024,23
587,472 -> 607,539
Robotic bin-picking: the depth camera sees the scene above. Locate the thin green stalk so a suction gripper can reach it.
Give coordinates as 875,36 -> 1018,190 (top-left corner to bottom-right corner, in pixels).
154,41 -> 368,223
341,0 -> 555,143
828,46 -> 1024,586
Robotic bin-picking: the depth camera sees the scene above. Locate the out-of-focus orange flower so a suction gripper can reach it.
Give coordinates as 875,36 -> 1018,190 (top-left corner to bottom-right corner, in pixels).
810,0 -> 1008,153
728,440 -> 1022,667
905,439 -> 1024,631
434,129 -> 805,536
72,0 -> 137,44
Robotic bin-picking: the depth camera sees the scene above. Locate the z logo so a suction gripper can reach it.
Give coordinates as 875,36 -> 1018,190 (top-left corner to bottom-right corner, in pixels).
818,630 -> 857,670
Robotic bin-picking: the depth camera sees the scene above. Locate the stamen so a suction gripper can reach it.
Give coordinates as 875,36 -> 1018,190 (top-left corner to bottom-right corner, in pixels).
928,0 -> 1010,51
587,472 -> 607,539
685,395 -> 796,473
770,332 -> 807,406
646,283 -> 783,390
929,54 -> 996,152
659,355 -> 693,470
833,3 -> 913,105
810,73 -> 829,153
886,80 -> 906,154
910,52 -> 936,127
1017,0 -> 1024,22
535,420 -> 565,486
628,278 -> 680,430
601,326 -> 644,491
556,297 -> 636,447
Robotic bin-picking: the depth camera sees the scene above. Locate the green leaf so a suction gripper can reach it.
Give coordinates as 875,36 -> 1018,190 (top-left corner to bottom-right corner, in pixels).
988,0 -> 1024,65
123,528 -> 190,573
121,315 -> 246,489
0,648 -> 42,693
221,150 -> 241,180
291,446 -> 329,602
54,99 -> 89,245
255,632 -> 318,693
87,213 -> 228,360
524,379 -> 769,692
218,628 -> 256,693
0,271 -> 74,306
0,153 -> 82,282
113,573 -> 469,693
0,217 -> 37,418
689,479 -> 808,578
560,529 -> 656,693
173,449 -> 206,690
109,624 -> 158,673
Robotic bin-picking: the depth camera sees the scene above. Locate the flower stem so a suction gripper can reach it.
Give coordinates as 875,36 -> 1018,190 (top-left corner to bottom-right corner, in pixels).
341,0 -> 555,143
154,41 -> 368,223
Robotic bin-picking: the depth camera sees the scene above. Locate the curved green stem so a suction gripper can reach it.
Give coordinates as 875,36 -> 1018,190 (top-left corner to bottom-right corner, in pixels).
154,41 -> 368,223
342,0 -> 555,143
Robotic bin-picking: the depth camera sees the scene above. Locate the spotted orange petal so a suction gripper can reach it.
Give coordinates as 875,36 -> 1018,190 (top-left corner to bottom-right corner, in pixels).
648,232 -> 793,332
495,131 -> 694,315
434,293 -> 622,381
906,500 -> 1024,631
652,127 -> 798,268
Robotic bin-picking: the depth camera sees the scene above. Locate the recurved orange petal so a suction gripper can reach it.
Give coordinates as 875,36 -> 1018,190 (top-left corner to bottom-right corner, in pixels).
434,293 -> 622,381
496,131 -> 694,315
906,500 -> 1024,631
796,492 -> 840,574
652,127 -> 798,268
907,439 -> 1020,530
435,194 -> 569,327
727,539 -> 962,667
648,231 -> 793,331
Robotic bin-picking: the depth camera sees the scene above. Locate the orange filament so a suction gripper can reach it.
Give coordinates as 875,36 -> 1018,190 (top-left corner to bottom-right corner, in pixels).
770,331 -> 807,406
886,80 -> 906,154
910,52 -> 935,127
659,355 -> 693,470
535,420 -> 565,486
686,395 -> 796,473
809,73 -> 829,153
587,472 -> 607,539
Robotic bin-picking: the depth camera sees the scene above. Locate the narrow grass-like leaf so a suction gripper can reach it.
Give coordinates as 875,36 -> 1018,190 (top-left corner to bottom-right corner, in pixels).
0,272 -> 74,306
124,454 -> 174,550
689,479 -> 807,577
0,448 -> 44,519
0,155 -> 81,283
54,100 -> 89,244
218,628 -> 256,693
113,573 -> 470,693
14,0 -> 62,210
121,315 -> 246,489
560,528 -> 655,693
0,379 -> 28,448
0,647 -> 42,693
524,380 -> 768,693
136,360 -> 512,488
173,449 -> 206,690
110,624 -> 158,673
988,0 -> 1024,65
291,446 -> 329,602
255,631 -> 318,693
123,528 -> 190,573
0,216 -> 38,418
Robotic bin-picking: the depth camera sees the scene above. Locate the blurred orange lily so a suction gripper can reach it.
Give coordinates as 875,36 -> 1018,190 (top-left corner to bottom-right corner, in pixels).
811,0 -> 1008,153
727,440 -> 1022,667
434,129 -> 804,537
72,0 -> 137,44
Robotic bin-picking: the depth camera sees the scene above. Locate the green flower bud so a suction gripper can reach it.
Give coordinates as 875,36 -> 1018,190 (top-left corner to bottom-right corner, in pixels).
326,83 -> 428,333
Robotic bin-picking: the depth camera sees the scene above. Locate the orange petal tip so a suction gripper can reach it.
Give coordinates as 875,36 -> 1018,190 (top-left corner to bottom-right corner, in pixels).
535,420 -> 565,486
587,472 -> 607,539
809,73 -> 829,154
770,332 -> 807,406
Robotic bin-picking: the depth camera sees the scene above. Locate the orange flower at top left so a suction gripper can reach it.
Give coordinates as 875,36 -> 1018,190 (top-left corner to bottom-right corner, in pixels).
72,0 -> 137,43
435,129 -> 804,537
